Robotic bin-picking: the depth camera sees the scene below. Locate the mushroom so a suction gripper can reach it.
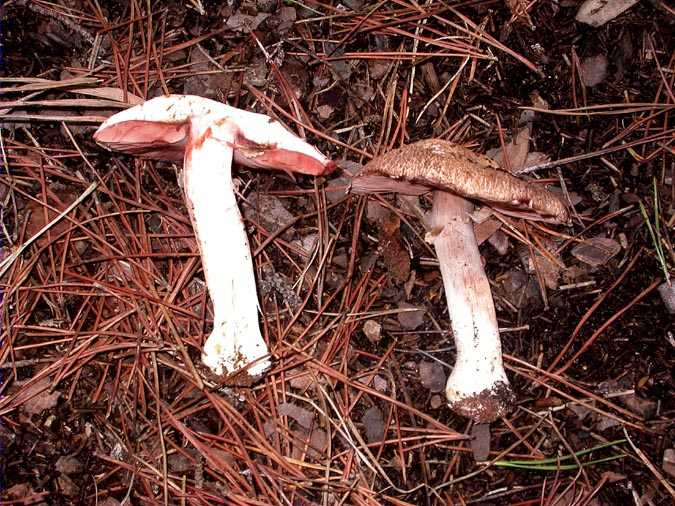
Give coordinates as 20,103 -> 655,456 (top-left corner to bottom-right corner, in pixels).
94,94 -> 334,378
350,139 -> 569,422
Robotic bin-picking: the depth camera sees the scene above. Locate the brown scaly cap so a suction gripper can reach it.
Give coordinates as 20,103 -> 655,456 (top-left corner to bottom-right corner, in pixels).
352,139 -> 570,225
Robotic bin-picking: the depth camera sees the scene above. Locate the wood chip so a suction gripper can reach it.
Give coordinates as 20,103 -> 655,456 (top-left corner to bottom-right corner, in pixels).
397,302 -> 425,330
368,60 -> 389,80
470,423 -> 491,462
580,55 -> 609,87
267,6 -> 296,33
571,236 -> 621,267
621,393 -> 657,419
377,210 -> 411,283
663,449 -> 675,479
488,229 -> 510,255
362,406 -> 385,443
487,126 -> 531,172
168,452 -> 193,473
226,11 -> 270,32
57,475 -> 79,497
55,455 -> 83,475
474,217 -> 502,246
278,402 -> 314,429
358,374 -> 388,393
308,428 -> 328,459
292,427 -> 327,460
576,0 -> 639,27
22,378 -> 61,415
363,320 -> 382,343
518,242 -> 563,290
498,269 -> 541,309
289,368 -> 315,390
419,361 -> 446,392
243,193 -> 295,239
183,47 -> 233,99
657,282 -> 675,314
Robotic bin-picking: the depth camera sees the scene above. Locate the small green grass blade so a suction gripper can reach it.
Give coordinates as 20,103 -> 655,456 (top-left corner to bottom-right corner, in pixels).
494,439 -> 627,471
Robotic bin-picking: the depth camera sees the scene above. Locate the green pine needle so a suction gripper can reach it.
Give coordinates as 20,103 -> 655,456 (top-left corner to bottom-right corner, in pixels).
640,178 -> 670,283
494,439 -> 627,472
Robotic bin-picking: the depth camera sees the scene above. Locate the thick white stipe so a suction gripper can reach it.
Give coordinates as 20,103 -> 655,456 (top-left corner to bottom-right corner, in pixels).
429,191 -> 513,422
185,121 -> 270,376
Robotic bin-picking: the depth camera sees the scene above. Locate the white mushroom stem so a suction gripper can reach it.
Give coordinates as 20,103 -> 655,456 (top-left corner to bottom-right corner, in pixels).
185,121 -> 270,376
93,95 -> 334,379
428,191 -> 514,422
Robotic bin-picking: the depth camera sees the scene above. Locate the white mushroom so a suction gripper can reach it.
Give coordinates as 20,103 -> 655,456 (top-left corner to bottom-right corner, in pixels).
351,139 -> 569,422
94,95 -> 334,378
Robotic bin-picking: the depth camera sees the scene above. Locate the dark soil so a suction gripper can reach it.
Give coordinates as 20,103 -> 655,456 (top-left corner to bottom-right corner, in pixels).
1,1 -> 673,505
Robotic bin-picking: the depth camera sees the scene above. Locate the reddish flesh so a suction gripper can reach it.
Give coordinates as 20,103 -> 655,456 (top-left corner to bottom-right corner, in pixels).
95,119 -> 335,176
93,120 -> 189,162
238,148 -> 337,176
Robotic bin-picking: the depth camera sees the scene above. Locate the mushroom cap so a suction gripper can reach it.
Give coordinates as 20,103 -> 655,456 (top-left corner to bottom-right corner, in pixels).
93,94 -> 335,176
351,139 -> 570,224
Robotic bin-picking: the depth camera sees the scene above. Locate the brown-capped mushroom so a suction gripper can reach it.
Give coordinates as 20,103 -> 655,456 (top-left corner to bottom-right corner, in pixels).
94,95 -> 334,379
351,139 -> 569,422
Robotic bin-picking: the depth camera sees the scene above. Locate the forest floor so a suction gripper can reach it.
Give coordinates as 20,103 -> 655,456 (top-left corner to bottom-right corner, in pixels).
0,1 -> 673,504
